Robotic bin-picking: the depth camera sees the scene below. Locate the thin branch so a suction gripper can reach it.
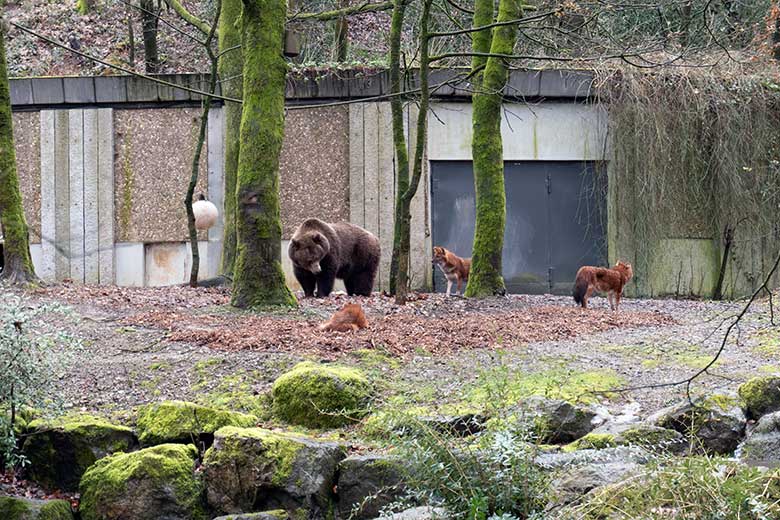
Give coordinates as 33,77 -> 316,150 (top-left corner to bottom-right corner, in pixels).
291,1 -> 394,21
429,9 -> 556,38
10,22 -> 243,104
116,0 -> 206,46
163,0 -> 213,36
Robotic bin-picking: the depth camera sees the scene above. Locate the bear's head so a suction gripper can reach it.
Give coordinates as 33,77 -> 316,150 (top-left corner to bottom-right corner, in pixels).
289,232 -> 330,274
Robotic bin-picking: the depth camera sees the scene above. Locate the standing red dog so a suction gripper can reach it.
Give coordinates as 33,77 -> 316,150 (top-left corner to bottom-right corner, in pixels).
432,246 -> 471,297
573,261 -> 634,311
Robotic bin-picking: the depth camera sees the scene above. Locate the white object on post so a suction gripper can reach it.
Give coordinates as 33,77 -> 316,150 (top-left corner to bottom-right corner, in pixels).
193,194 -> 219,231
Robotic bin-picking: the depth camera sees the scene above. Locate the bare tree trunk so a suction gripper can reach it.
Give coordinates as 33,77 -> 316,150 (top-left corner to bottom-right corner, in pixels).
219,0 -> 243,277
140,0 -> 160,74
465,0 -> 522,297
388,0 -> 409,296
231,0 -> 296,308
0,26 -> 36,284
127,16 -> 136,69
333,0 -> 349,61
394,0 -> 432,305
185,1 -> 221,287
773,3 -> 780,61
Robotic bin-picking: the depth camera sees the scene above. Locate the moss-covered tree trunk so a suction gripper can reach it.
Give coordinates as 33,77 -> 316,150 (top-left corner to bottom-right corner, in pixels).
387,0 -> 409,295
219,0 -> 243,277
0,26 -> 36,284
465,0 -> 521,297
230,0 -> 296,308
393,0 -> 431,304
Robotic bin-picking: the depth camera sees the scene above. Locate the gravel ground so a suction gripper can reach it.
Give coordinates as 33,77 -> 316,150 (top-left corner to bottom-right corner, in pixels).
3,283 -> 778,421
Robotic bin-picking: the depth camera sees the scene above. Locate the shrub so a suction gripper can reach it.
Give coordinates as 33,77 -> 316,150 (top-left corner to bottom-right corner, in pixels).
0,295 -> 78,468
565,455 -> 780,519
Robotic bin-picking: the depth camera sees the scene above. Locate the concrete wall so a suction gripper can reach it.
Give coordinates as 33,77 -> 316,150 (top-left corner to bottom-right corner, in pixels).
15,70 -> 770,298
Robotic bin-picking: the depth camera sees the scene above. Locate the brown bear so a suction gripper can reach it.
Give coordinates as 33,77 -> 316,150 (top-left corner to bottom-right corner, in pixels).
288,218 -> 380,297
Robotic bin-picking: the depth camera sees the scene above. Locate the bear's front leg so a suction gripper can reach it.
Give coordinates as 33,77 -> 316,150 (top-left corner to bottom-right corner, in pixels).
316,269 -> 337,297
293,266 -> 317,297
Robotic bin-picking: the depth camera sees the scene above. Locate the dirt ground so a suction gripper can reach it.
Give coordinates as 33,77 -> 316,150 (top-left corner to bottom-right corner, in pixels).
4,283 -> 779,424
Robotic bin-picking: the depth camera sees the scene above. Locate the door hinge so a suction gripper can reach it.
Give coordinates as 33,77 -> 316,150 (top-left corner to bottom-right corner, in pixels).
545,175 -> 551,195
548,266 -> 554,292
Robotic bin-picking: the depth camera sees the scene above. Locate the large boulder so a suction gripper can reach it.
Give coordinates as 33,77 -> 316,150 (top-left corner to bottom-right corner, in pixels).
738,377 -> 780,420
135,400 -> 257,446
203,426 -> 346,517
516,397 -> 597,444
648,395 -> 746,455
739,411 -> 780,465
272,362 -> 374,429
337,455 -> 405,519
0,497 -> 73,520
79,443 -> 206,520
22,415 -> 137,492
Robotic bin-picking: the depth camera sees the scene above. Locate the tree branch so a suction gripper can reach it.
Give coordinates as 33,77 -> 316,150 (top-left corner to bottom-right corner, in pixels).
429,9 -> 559,38
163,0 -> 213,36
291,1 -> 394,21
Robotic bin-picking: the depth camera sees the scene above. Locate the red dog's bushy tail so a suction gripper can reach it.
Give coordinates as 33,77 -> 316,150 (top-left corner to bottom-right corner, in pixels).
573,275 -> 589,306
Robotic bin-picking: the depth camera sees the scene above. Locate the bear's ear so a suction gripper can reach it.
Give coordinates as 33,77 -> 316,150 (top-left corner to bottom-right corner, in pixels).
290,238 -> 299,247
312,233 -> 324,245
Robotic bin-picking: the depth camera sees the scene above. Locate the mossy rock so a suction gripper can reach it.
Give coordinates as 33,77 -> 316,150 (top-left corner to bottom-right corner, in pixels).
203,426 -> 345,516
271,362 -> 373,429
79,443 -> 206,520
564,424 -> 686,454
22,415 -> 137,492
136,400 -> 257,446
516,396 -> 597,444
0,497 -> 73,520
563,433 -> 617,452
648,395 -> 746,455
738,376 -> 780,420
337,454 -> 405,519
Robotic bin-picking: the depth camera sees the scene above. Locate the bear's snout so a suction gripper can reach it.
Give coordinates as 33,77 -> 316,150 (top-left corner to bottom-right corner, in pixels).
308,262 -> 322,274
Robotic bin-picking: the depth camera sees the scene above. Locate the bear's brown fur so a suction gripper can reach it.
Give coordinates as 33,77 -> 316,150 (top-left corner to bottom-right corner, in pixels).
288,218 -> 380,297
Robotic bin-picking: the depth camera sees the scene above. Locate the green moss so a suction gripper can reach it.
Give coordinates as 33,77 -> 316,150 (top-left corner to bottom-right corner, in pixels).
0,497 -> 32,520
135,400 -> 257,445
37,500 -> 73,520
147,362 -> 171,371
272,362 -> 374,429
206,427 -> 304,486
79,444 -> 205,520
738,376 -> 780,419
563,433 -> 617,452
701,394 -> 739,412
620,426 -> 682,448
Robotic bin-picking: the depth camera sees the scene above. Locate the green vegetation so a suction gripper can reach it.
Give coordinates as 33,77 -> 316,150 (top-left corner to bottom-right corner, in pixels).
467,365 -> 624,407
272,362 -> 374,428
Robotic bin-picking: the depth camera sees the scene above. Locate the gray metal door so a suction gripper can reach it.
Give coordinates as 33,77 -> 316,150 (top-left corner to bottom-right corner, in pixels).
430,161 -> 606,295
